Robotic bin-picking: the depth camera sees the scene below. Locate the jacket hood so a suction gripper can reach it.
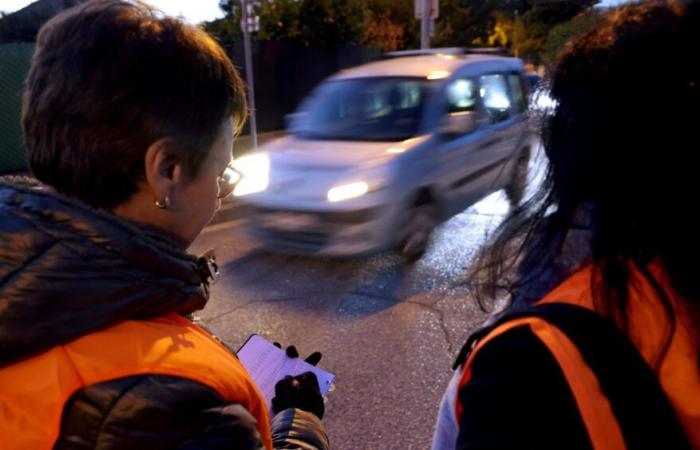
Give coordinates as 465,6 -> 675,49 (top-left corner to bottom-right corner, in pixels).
0,181 -> 211,366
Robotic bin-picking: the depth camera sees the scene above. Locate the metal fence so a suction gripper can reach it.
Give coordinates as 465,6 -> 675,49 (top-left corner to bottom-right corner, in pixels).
0,38 -> 381,174
0,43 -> 34,174
225,41 -> 381,133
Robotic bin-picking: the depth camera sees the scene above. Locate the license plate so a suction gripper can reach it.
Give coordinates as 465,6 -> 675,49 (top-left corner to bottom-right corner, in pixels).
263,212 -> 317,230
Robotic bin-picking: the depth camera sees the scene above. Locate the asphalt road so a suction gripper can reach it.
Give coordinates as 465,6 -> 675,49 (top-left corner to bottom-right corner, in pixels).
191,198 -> 522,449
188,135 -> 545,450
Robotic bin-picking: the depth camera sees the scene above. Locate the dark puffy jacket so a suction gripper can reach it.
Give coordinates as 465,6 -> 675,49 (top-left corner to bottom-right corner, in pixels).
0,180 -> 329,450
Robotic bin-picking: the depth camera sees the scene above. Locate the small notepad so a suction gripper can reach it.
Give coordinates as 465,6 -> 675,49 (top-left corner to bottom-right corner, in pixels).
237,334 -> 336,410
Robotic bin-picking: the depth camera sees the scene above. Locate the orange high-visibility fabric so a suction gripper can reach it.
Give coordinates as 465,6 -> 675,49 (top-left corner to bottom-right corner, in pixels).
457,263 -> 700,449
0,313 -> 272,450
456,317 -> 626,450
537,264 -> 700,448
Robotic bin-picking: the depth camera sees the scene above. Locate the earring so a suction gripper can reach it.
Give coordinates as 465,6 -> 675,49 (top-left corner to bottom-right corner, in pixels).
155,195 -> 170,209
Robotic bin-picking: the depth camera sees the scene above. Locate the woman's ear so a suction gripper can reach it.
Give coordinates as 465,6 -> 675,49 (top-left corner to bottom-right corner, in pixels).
144,138 -> 186,206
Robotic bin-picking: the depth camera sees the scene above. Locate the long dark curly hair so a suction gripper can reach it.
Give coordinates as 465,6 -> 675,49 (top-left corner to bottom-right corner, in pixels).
472,0 -> 700,368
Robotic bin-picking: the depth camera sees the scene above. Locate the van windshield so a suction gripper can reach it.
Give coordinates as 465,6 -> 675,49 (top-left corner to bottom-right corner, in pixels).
293,77 -> 430,142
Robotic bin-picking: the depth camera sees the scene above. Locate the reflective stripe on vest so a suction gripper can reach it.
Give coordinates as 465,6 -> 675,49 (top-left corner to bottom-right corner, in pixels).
0,313 -> 272,450
456,315 -> 627,450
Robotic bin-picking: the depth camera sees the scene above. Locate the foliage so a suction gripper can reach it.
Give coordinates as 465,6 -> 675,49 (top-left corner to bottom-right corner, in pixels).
206,0 -> 603,60
488,11 -> 514,47
362,10 -> 405,51
511,0 -> 599,63
543,8 -> 605,67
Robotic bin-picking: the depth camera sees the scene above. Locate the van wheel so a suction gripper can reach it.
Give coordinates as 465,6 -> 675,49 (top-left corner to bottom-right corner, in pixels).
506,147 -> 530,207
400,202 -> 438,262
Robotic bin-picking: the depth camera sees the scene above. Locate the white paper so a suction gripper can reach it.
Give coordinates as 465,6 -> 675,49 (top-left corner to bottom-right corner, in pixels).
237,335 -> 335,410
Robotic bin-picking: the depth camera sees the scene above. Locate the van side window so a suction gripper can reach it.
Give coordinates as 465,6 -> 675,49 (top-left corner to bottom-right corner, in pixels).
397,81 -> 423,109
446,78 -> 477,113
479,74 -> 511,123
507,73 -> 526,113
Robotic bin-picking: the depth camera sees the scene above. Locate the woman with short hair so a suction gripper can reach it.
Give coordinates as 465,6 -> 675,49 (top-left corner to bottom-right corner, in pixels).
0,1 -> 328,449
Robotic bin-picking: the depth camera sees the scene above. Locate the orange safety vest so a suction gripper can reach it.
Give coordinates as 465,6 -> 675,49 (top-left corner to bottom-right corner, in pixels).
0,313 -> 272,450
456,264 -> 699,450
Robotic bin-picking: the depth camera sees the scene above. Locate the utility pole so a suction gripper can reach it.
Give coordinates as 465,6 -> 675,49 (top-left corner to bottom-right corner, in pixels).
421,0 -> 430,49
240,0 -> 259,150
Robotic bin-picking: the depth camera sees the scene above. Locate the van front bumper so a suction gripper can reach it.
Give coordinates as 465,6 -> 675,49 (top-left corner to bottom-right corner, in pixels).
245,203 -> 402,256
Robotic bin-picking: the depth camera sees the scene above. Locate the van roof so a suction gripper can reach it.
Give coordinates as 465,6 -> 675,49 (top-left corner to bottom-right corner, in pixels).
331,54 -> 523,81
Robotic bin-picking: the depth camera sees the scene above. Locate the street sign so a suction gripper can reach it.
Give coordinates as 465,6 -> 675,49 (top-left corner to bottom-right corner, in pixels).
415,0 -> 438,19
240,0 -> 259,33
240,15 -> 259,33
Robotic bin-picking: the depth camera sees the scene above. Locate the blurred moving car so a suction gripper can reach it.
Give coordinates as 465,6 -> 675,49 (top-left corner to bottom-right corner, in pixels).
232,49 -> 533,259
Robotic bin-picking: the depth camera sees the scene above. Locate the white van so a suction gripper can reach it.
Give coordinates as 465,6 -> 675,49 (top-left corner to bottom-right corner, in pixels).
232,50 -> 532,259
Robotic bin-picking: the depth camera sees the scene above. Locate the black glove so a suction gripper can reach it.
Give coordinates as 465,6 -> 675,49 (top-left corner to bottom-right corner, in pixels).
270,343 -> 325,419
271,371 -> 325,419
273,343 -> 322,365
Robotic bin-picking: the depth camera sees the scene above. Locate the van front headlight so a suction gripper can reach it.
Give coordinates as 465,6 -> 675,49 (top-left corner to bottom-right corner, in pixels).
326,164 -> 390,202
232,153 -> 270,197
327,181 -> 369,202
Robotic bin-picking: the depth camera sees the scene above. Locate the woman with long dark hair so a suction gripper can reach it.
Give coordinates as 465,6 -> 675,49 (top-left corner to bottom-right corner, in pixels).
432,1 -> 700,449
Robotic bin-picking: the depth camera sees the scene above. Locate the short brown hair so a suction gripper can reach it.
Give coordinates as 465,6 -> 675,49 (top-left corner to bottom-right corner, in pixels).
23,0 -> 247,208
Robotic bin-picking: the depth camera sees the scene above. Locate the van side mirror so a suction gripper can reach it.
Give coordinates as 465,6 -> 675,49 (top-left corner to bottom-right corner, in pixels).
439,111 -> 476,136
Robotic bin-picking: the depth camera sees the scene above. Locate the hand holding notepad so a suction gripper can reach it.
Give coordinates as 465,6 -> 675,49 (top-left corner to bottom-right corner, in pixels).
237,335 -> 336,414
